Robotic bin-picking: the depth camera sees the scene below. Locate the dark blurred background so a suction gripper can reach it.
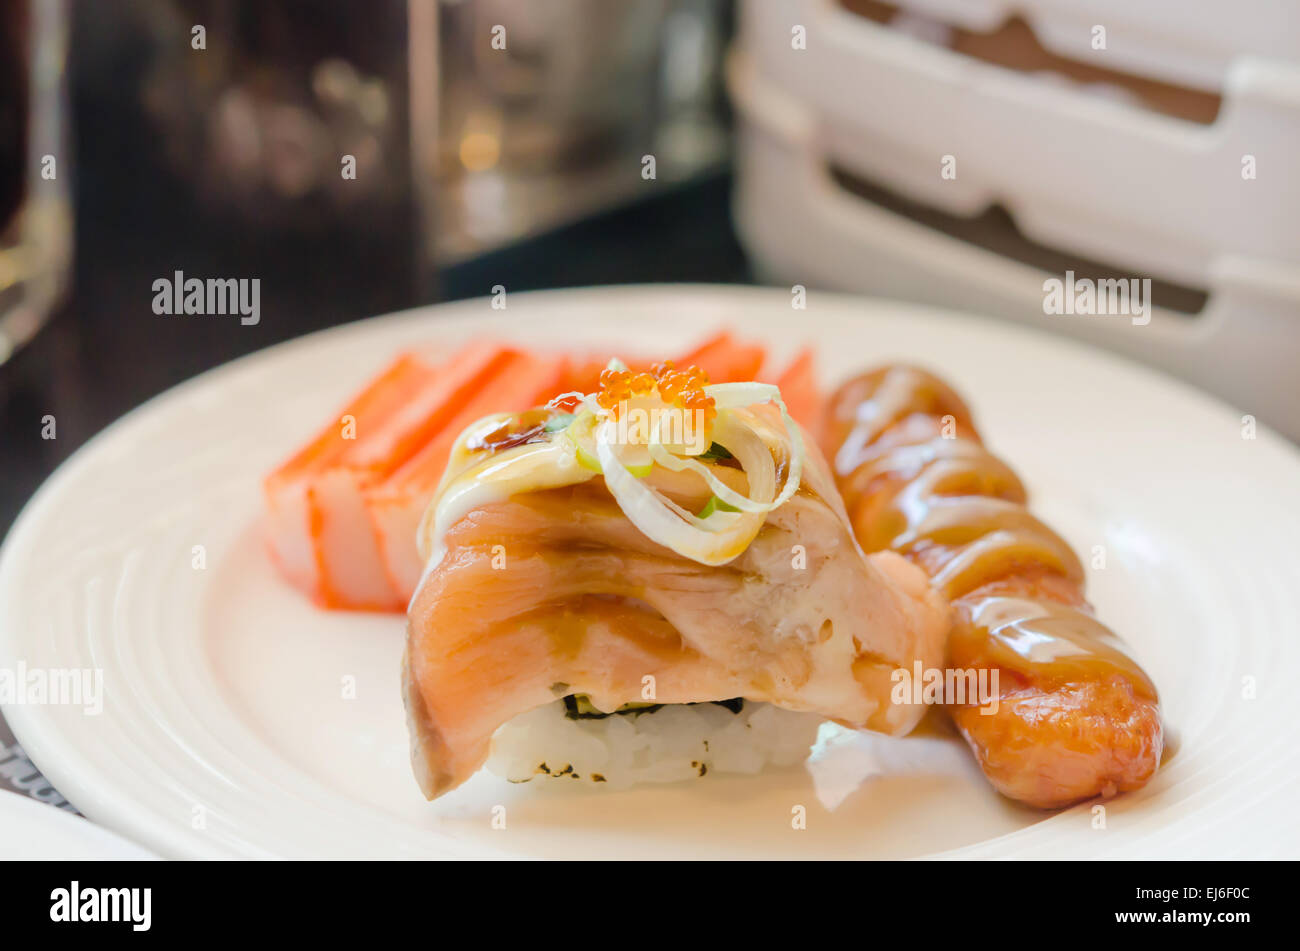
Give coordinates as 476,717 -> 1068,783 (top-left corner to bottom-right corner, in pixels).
3,0 -> 1297,535
0,0 -> 745,533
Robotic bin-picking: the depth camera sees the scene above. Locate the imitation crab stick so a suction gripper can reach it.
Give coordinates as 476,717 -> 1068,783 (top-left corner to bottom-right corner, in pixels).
367,350 -> 566,602
309,341 -> 515,610
265,341 -> 513,610
558,354 -> 627,394
677,331 -> 766,386
555,334 -> 773,394
265,352 -> 442,603
775,347 -> 825,446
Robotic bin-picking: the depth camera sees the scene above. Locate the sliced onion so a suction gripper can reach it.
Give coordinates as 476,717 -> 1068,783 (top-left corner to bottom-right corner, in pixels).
648,414 -> 774,513
563,408 -> 603,472
596,419 -> 766,565
645,384 -> 804,513
705,381 -> 781,410
705,382 -> 805,509
567,378 -> 807,566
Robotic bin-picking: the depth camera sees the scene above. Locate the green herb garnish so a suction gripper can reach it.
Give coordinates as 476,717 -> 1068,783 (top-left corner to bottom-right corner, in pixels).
697,442 -> 733,462
543,413 -> 577,433
697,495 -> 741,519
561,694 -> 744,720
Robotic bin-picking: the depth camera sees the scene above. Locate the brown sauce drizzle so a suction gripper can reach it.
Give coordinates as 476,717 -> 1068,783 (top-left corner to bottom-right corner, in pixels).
465,408 -> 555,453
953,596 -> 1156,699
835,367 -> 1156,696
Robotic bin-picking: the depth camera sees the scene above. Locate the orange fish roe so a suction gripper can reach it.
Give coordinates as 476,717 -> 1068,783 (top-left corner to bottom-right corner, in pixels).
596,361 -> 716,423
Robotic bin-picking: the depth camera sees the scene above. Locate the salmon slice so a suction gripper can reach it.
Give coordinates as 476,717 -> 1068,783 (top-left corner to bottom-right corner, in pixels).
264,352 -> 441,603
367,351 -> 566,602
404,439 -> 948,799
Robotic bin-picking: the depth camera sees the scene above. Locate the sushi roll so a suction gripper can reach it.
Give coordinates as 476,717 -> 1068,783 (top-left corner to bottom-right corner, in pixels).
403,361 -> 949,798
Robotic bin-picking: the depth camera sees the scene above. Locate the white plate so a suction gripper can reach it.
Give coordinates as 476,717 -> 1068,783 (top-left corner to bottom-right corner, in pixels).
0,791 -> 156,859
2,286 -> 1298,859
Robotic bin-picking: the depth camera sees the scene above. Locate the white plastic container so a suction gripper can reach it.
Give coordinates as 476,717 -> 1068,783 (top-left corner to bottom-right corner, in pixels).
739,0 -> 1300,284
729,50 -> 1300,440
730,0 -> 1300,439
884,0 -> 1300,92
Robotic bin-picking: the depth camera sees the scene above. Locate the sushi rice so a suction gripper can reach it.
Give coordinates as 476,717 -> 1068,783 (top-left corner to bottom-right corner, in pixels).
487,698 -> 823,788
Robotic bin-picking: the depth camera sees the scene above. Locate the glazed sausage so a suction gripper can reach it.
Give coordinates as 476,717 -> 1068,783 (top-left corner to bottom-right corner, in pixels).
825,366 -> 1163,808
